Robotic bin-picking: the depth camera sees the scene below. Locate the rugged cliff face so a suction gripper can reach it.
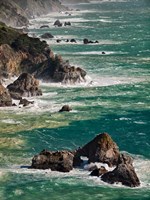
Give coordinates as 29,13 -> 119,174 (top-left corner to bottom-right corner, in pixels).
0,0 -> 67,27
0,22 -> 86,83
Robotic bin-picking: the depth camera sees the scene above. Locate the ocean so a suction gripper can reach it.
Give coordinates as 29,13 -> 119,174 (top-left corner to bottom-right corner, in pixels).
0,0 -> 150,199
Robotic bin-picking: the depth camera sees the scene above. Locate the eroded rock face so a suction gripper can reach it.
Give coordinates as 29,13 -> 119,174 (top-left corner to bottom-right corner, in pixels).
75,133 -> 120,167
0,83 -> 12,107
101,154 -> 140,187
90,166 -> 108,177
31,149 -> 74,172
7,73 -> 42,98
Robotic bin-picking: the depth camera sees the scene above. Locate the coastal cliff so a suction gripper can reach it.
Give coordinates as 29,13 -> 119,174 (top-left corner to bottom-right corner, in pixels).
0,0 -> 67,27
0,22 -> 86,83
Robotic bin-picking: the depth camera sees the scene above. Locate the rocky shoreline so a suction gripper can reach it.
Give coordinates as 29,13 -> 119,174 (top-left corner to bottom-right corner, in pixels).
31,133 -> 140,188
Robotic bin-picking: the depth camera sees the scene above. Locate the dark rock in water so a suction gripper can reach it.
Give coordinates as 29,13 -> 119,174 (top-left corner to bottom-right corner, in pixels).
40,25 -> 49,29
56,39 -> 61,43
59,105 -> 72,112
70,39 -> 76,43
102,52 -> 106,54
0,83 -> 12,107
101,154 -> 140,187
54,20 -> 62,27
7,73 -> 42,98
19,98 -> 34,107
75,133 -> 120,167
83,38 -> 89,44
64,22 -> 71,26
66,39 -> 69,42
31,149 -> 74,172
90,166 -> 108,177
41,33 -> 54,39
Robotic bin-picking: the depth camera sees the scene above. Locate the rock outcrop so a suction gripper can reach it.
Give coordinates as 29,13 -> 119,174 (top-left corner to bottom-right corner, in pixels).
74,133 -> 120,167
30,133 -> 140,187
0,82 -> 12,107
59,105 -> 72,112
31,149 -> 74,172
7,73 -> 42,98
101,154 -> 140,187
0,23 -> 87,84
40,33 -> 54,39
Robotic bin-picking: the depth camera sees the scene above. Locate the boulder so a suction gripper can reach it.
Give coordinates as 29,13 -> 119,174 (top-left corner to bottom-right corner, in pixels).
64,22 -> 71,26
56,39 -> 61,43
19,98 -> 34,107
0,83 -> 12,107
90,166 -> 108,177
101,154 -> 140,187
7,73 -> 42,98
54,20 -> 62,27
41,33 -> 54,39
31,149 -> 74,172
59,105 -> 72,112
70,39 -> 77,43
83,38 -> 89,44
40,25 -> 49,29
75,133 -> 120,166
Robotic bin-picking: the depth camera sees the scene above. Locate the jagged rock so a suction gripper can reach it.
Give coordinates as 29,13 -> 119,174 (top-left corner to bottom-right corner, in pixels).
7,73 -> 42,98
0,83 -> 12,107
40,25 -> 49,29
90,166 -> 108,177
31,149 -> 74,172
59,105 -> 72,112
41,33 -> 54,39
19,98 -> 34,107
75,133 -> 120,167
54,20 -> 62,27
83,38 -> 89,44
56,39 -> 62,43
101,154 -> 140,187
64,22 -> 71,26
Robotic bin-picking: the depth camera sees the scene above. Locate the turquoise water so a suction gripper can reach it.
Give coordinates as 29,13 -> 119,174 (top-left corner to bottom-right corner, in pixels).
0,0 -> 150,199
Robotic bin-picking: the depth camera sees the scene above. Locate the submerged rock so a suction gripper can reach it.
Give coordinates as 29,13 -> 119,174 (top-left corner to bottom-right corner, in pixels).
31,149 -> 74,172
54,20 -> 62,27
0,83 -> 12,107
101,154 -> 140,187
40,25 -> 49,29
7,73 -> 42,98
75,133 -> 120,167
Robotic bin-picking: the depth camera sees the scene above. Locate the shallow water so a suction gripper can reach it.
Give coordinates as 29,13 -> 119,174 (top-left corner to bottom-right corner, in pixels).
0,0 -> 150,199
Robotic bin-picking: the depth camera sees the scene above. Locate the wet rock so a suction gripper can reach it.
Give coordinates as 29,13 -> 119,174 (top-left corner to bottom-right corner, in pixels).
41,33 -> 54,39
70,39 -> 76,43
59,105 -> 72,112
0,83 -> 12,107
90,166 -> 108,177
75,133 -> 120,166
7,73 -> 42,98
40,25 -> 49,29
56,39 -> 61,43
101,154 -> 140,187
64,22 -> 71,26
19,98 -> 34,107
31,149 -> 74,172
54,20 -> 62,27
83,38 -> 89,44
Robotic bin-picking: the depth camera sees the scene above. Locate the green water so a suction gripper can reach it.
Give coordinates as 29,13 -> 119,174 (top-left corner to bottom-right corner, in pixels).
0,0 -> 150,199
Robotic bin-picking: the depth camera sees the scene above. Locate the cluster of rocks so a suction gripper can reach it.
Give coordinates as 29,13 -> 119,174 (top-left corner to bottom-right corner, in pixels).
56,38 -> 99,44
31,133 -> 140,188
0,73 -> 42,107
54,20 -> 71,27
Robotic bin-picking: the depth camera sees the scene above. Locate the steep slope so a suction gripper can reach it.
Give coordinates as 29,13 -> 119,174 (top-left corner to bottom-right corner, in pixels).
0,0 -> 67,27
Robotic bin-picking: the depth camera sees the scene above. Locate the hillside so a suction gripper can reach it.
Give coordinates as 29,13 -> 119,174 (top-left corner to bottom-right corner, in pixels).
0,0 -> 67,27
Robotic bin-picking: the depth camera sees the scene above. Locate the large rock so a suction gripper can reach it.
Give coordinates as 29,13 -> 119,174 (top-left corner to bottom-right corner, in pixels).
31,149 -> 74,172
0,83 -> 12,107
74,133 -> 120,167
41,33 -> 54,39
59,105 -> 72,112
101,154 -> 140,187
54,20 -> 62,27
7,73 -> 42,98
